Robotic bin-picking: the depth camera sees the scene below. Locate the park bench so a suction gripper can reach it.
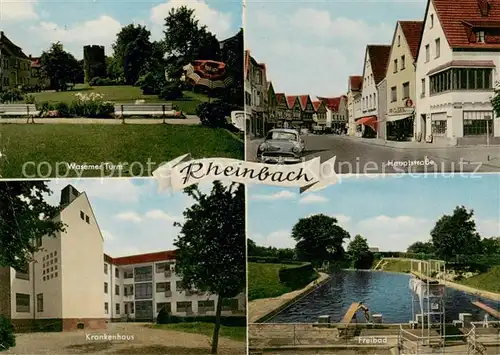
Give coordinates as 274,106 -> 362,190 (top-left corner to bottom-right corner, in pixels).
114,103 -> 177,118
0,104 -> 40,123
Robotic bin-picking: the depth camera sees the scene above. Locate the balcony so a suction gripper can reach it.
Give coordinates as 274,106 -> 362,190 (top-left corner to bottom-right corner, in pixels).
164,290 -> 172,297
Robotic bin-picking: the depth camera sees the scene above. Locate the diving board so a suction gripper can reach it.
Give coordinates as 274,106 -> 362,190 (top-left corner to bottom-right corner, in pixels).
341,302 -> 369,324
411,271 -> 440,284
472,301 -> 500,319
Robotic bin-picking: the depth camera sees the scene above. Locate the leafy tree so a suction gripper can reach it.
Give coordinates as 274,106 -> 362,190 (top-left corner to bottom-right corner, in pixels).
0,181 -> 65,270
112,24 -> 153,85
163,6 -> 220,79
218,29 -> 244,107
247,239 -> 258,256
430,206 -> 482,262
0,181 -> 64,351
291,214 -> 350,267
174,181 -> 245,354
40,43 -> 81,91
482,237 -> 500,255
407,241 -> 434,254
347,235 -> 374,269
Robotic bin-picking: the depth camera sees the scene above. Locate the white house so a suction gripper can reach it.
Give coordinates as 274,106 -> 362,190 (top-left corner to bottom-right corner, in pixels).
358,45 -> 392,136
415,0 -> 500,145
0,185 -> 245,332
346,76 -> 363,136
317,96 -> 348,132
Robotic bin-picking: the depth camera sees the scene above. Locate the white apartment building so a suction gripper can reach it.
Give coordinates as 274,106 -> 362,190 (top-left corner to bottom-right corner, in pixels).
103,252 -> 246,322
0,185 -> 245,331
415,0 -> 500,145
357,45 -> 391,136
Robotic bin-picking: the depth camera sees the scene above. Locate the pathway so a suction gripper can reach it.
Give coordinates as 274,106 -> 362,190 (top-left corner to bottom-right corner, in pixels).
1,322 -> 245,355
248,272 -> 330,323
0,116 -> 201,125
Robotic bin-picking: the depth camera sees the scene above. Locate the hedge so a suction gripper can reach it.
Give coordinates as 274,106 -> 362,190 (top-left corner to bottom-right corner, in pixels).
278,263 -> 317,289
158,315 -> 246,327
247,256 -> 302,264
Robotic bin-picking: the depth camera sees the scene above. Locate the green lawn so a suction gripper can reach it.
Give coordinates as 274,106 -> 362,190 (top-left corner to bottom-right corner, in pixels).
150,322 -> 246,342
248,262 -> 318,301
456,265 -> 500,293
23,85 -> 209,115
0,124 -> 243,178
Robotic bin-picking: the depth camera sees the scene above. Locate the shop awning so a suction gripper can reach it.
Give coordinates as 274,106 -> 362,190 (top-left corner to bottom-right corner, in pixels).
356,115 -> 377,130
386,114 -> 413,122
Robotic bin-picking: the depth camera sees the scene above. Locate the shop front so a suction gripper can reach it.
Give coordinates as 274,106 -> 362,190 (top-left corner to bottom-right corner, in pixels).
386,105 -> 415,141
356,116 -> 378,138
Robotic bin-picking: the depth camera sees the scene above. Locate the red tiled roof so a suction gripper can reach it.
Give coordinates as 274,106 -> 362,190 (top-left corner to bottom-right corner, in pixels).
367,45 -> 391,84
298,95 -> 310,109
349,76 -> 363,91
431,0 -> 500,49
312,101 -> 321,111
317,96 -> 343,112
399,21 -> 424,59
286,95 -> 298,108
106,250 -> 176,266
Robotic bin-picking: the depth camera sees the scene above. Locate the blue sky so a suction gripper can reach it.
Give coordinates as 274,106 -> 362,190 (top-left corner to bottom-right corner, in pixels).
245,0 -> 427,96
247,174 -> 500,251
44,178 -> 213,257
2,0 -> 242,59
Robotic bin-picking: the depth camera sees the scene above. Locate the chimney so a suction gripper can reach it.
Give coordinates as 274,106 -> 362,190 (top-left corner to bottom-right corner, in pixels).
60,185 -> 80,206
478,0 -> 490,17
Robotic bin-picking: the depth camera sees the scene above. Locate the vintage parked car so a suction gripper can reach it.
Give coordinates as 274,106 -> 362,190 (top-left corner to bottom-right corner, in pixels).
257,128 -> 305,164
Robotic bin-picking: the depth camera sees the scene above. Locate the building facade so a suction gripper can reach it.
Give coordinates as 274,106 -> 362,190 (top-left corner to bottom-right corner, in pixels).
286,95 -> 302,129
384,21 -> 424,141
318,96 -> 348,132
244,50 -> 267,137
346,76 -> 363,135
275,93 -> 289,128
415,0 -> 500,145
298,95 -> 315,130
265,81 -> 277,133
0,31 -> 32,91
0,185 -> 245,332
377,78 -> 388,139
312,100 -> 328,131
357,45 -> 391,137
103,252 -> 245,322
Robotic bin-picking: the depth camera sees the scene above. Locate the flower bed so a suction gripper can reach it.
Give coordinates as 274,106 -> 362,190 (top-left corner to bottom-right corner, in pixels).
36,92 -> 115,118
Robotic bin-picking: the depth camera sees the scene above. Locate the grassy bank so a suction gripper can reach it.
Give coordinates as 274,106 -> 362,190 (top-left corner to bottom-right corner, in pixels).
455,265 -> 500,293
375,259 -> 412,273
0,124 -> 243,178
23,85 -> 208,115
150,322 -> 246,342
248,262 -> 318,301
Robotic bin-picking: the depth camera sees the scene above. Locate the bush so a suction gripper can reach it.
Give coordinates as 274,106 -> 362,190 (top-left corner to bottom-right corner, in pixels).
36,101 -> 55,117
165,316 -> 246,327
24,94 -> 36,104
156,306 -> 171,324
0,315 -> 16,350
0,89 -> 23,103
278,263 -> 317,289
159,81 -> 183,101
88,77 -> 120,86
55,102 -> 70,118
196,101 -> 236,128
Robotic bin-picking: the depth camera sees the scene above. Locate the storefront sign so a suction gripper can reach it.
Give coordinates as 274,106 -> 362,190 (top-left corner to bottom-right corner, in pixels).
389,107 -> 414,115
